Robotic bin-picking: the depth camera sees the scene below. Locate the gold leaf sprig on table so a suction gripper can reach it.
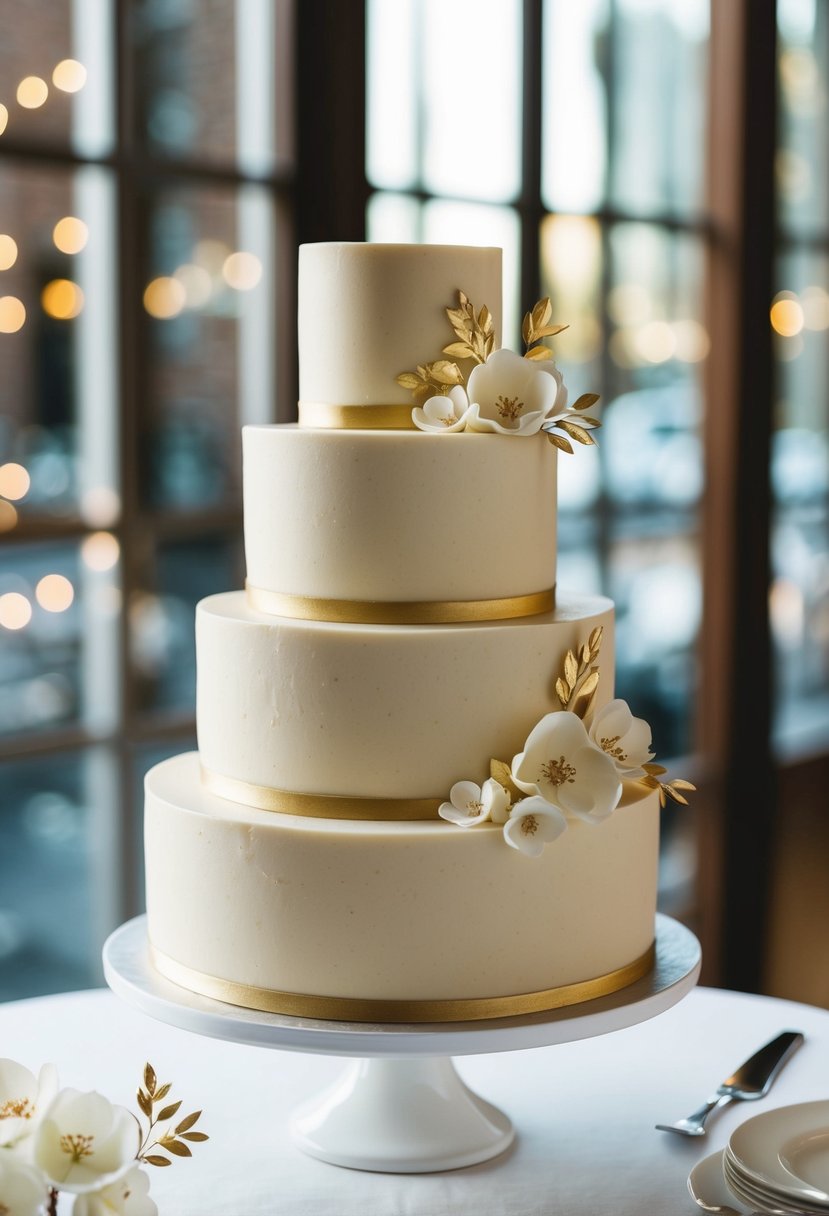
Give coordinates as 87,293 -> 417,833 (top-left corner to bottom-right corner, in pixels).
442,290 -> 496,364
542,391 -> 603,453
554,626 -> 603,719
521,297 -> 569,363
136,1062 -> 209,1169
638,765 -> 697,808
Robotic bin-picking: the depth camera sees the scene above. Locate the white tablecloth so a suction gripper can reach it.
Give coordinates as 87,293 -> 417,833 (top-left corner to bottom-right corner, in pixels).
1,985 -> 828,1214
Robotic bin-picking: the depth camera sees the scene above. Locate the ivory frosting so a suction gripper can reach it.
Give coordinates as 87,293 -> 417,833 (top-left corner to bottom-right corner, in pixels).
298,243 -> 502,408
243,425 -> 557,604
196,590 -> 615,800
145,752 -> 659,1004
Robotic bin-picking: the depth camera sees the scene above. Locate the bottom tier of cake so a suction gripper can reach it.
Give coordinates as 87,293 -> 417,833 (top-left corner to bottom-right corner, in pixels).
144,752 -> 660,1023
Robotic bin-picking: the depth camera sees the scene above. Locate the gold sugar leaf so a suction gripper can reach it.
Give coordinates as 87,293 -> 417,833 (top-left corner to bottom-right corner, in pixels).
564,649 -> 578,691
555,676 -> 570,706
521,311 -> 532,345
581,642 -> 590,666
182,1131 -> 209,1142
534,322 -> 568,339
577,415 -> 602,428
137,1089 -> 152,1119
143,1064 -> 157,1096
165,1140 -> 193,1158
175,1111 -> 201,1135
658,787 -> 667,808
490,758 -> 524,804
458,290 -> 469,308
558,419 -> 595,445
671,779 -> 696,791
588,626 -> 603,655
642,763 -> 667,776
442,341 -> 476,360
446,305 -> 469,329
571,392 -> 600,411
479,304 -> 492,331
484,331 -> 495,357
531,297 -> 553,330
547,432 -> 573,453
662,785 -> 689,806
640,775 -> 661,790
428,360 -> 464,386
571,669 -> 600,720
144,1155 -> 171,1168
524,345 -> 553,361
156,1101 -> 182,1122
396,372 -> 423,390
154,1083 -> 172,1102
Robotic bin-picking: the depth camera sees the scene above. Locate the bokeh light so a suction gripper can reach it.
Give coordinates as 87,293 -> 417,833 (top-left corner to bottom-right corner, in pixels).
80,486 -> 121,527
36,574 -> 75,613
52,59 -> 87,93
194,239 -> 231,274
143,276 -> 186,319
41,279 -> 84,320
17,76 -> 48,109
770,293 -> 804,337
801,286 -> 829,331
0,462 -> 30,500
0,501 -> 18,532
174,263 -> 213,308
636,320 -> 676,364
0,297 -> 26,333
81,531 -> 120,572
0,235 -> 18,270
53,217 -> 88,255
222,251 -> 263,291
0,592 -> 32,630
0,104 -> 8,135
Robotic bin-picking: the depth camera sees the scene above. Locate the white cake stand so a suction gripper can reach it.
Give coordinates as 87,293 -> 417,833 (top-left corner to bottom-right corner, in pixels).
103,913 -> 699,1174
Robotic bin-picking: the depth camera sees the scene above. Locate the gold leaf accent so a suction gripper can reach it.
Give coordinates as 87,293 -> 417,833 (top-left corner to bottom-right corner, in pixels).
557,419 -> 595,446
576,415 -> 602,428
580,642 -> 590,666
555,677 -> 570,706
521,311 -> 532,346
156,1101 -> 182,1122
490,758 -> 525,804
534,322 -> 569,339
164,1140 -> 192,1158
428,359 -> 464,386
144,1155 -> 171,1168
640,775 -> 661,790
524,344 -> 553,361
395,372 -> 423,390
547,433 -> 573,453
479,304 -> 493,333
532,298 -> 553,330
442,341 -> 476,360
181,1131 -> 209,1142
136,1089 -> 152,1119
563,649 -> 578,691
671,779 -> 696,791
588,626 -> 603,656
143,1064 -> 156,1096
153,1083 -> 172,1103
664,788 -> 689,805
642,763 -> 667,776
571,392 -> 600,411
175,1111 -> 201,1135
571,669 -> 599,720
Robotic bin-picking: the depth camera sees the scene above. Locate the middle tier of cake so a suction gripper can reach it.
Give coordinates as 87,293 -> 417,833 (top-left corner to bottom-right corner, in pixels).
197,590 -> 615,805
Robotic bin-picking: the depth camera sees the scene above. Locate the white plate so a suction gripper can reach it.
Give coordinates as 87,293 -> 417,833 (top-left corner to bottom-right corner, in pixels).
729,1102 -> 829,1205
779,1127 -> 829,1195
688,1151 -> 747,1214
723,1152 -> 828,1215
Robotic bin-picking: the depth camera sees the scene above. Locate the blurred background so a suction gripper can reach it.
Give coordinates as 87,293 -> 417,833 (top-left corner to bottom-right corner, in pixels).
0,0 -> 826,1006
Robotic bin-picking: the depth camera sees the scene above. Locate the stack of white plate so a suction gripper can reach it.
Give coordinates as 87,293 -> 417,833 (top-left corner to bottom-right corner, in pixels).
689,1101 -> 829,1214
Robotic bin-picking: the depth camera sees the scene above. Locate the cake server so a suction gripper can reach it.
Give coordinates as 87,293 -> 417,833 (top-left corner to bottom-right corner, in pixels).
656,1029 -> 805,1137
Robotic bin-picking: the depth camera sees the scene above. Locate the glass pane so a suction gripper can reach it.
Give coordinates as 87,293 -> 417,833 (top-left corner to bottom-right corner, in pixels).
141,182 -> 275,510
131,534 -> 238,716
777,0 -> 829,238
366,0 -> 522,203
0,748 -> 118,999
0,0 -> 114,156
771,248 -> 829,755
0,162 -> 118,526
0,537 -> 120,738
366,192 -> 422,243
131,0 -> 290,172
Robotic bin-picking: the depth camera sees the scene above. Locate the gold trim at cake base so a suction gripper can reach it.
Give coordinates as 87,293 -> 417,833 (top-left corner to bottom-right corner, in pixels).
299,401 -> 416,429
149,941 -> 656,1023
201,766 -> 443,820
246,582 -> 556,625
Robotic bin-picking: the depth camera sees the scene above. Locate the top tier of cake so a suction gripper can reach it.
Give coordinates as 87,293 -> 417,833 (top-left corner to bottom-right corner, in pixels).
298,242 -> 502,414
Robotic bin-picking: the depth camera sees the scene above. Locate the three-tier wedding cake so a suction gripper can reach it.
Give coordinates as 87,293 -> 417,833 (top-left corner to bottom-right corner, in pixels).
144,243 -> 688,1022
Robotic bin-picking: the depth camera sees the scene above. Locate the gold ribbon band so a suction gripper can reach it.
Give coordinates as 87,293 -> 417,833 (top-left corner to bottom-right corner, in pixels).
201,766 -> 443,821
299,401 -> 416,430
149,941 -> 656,1023
246,582 -> 556,625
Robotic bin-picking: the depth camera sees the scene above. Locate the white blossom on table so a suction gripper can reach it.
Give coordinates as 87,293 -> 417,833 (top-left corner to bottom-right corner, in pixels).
512,711 -> 622,823
464,349 -> 568,436
503,796 -> 567,857
439,777 -> 510,827
0,1155 -> 45,1216
588,699 -> 654,779
34,1089 -> 139,1194
412,385 -> 471,433
73,1165 -> 158,1216
0,1058 -> 59,1149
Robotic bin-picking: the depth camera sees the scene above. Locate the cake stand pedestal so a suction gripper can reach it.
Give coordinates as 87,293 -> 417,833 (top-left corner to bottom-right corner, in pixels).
103,913 -> 699,1174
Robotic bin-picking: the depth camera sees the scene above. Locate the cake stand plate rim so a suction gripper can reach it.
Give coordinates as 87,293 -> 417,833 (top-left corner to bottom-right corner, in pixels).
102,913 -> 700,1058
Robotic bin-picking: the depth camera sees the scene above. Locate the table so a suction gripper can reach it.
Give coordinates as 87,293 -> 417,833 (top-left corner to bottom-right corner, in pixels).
1,985 -> 828,1214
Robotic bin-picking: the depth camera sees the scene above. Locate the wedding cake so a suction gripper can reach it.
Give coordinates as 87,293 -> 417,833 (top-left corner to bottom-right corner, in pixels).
144,243 -> 690,1022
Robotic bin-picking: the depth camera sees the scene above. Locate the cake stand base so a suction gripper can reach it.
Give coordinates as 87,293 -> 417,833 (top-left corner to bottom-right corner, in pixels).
103,913 -> 699,1174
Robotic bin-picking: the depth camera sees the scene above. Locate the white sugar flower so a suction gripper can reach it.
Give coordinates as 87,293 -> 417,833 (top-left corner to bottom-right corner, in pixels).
73,1166 -> 158,1216
439,777 -> 509,827
34,1089 -> 138,1195
589,699 -> 654,778
512,711 -> 622,823
412,386 -> 471,432
0,1058 -> 59,1148
503,796 -> 567,857
465,349 -> 568,436
0,1155 -> 45,1216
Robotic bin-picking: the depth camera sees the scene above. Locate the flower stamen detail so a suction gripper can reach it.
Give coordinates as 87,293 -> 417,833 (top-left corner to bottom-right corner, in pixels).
599,734 -> 628,762
540,756 -> 577,786
495,394 -> 524,420
0,1097 -> 33,1120
520,815 -> 539,836
60,1132 -> 95,1163
466,800 -> 484,818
